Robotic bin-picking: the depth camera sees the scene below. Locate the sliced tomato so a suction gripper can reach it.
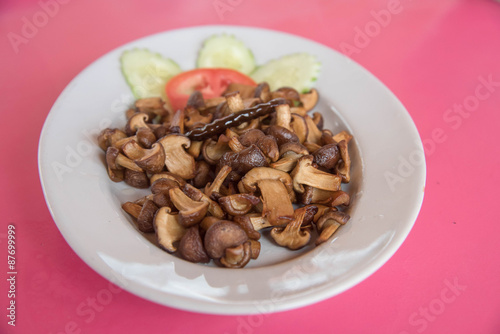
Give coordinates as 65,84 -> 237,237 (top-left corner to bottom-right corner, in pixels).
166,68 -> 256,111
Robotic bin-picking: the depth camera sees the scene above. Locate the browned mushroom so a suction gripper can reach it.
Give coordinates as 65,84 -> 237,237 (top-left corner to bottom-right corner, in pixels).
304,115 -> 322,145
202,135 -> 231,165
238,167 -> 295,225
249,239 -> 261,260
204,221 -> 250,268
153,207 -> 187,252
300,88 -> 319,112
224,83 -> 256,99
270,206 -> 311,250
332,130 -> 353,144
136,127 -> 157,148
135,200 -> 158,233
192,160 -> 212,189
220,241 -> 252,268
290,114 -> 308,144
150,172 -> 187,186
315,211 -> 350,245
232,215 -> 261,240
98,128 -> 127,151
290,155 -> 342,193
169,187 -> 209,227
184,106 -> 212,130
124,169 -> 150,189
312,143 -> 341,170
135,97 -> 166,115
299,186 -> 350,207
182,183 -> 224,219
204,165 -> 232,197
122,201 -> 142,219
125,112 -> 150,136
106,147 -> 143,172
217,144 -> 269,181
264,125 -> 300,147
336,140 -> 351,183
122,141 -> 165,174
218,194 -> 260,216
254,82 -> 271,102
178,225 -> 210,263
270,142 -> 309,173
157,134 -> 195,180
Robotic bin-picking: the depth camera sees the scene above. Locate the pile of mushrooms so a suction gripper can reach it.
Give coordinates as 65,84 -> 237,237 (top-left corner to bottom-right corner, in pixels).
97,82 -> 352,268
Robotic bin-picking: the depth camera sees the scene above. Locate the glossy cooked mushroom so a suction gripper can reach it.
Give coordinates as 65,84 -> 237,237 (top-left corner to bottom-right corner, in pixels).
315,210 -> 350,245
238,167 -> 295,225
153,206 -> 187,252
122,141 -> 165,174
218,193 -> 260,216
157,134 -> 196,180
290,155 -> 342,193
98,128 -> 127,151
217,144 -> 269,181
270,206 -> 311,250
169,187 -> 209,227
270,142 -> 309,173
204,221 -> 248,260
178,225 -> 210,263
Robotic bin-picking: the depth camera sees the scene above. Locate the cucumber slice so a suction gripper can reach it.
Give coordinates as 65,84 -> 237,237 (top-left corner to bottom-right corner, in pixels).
197,34 -> 256,74
121,48 -> 182,99
251,53 -> 320,93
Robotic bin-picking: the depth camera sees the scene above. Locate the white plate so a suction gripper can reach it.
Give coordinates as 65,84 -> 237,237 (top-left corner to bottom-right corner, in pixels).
38,25 -> 426,314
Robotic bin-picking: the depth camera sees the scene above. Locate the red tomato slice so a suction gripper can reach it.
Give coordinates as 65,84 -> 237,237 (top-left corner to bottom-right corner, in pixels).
166,68 -> 256,111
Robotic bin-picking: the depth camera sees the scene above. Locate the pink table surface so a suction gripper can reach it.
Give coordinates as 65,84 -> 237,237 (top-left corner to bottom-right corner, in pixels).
1,0 -> 500,333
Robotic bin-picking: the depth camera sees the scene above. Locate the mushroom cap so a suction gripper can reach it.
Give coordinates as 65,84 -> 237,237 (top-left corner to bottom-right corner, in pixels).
192,160 -> 213,189
217,144 -> 269,181
136,127 -> 157,148
239,167 -> 293,194
300,88 -> 319,112
135,143 -> 165,174
290,114 -> 308,144
204,221 -> 248,259
157,134 -> 196,180
178,226 -> 210,263
264,125 -> 299,146
270,207 -> 311,250
202,135 -> 231,165
220,241 -> 252,268
312,143 -> 340,170
125,112 -> 149,136
238,129 -> 265,146
151,178 -> 180,194
98,128 -> 127,151
254,82 -> 271,102
106,147 -> 121,170
218,194 -> 260,216
136,200 -> 158,233
153,207 -> 187,253
169,188 -> 209,227
279,142 -> 309,156
124,169 -> 150,189
290,155 -> 342,193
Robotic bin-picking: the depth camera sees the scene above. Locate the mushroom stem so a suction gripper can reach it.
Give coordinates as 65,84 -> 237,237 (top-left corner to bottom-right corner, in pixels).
228,136 -> 245,153
315,211 -> 350,245
169,188 -> 209,227
291,155 -> 342,193
258,179 -> 294,225
270,207 -> 311,250
115,154 -> 143,172
275,104 -> 292,131
204,165 -> 232,197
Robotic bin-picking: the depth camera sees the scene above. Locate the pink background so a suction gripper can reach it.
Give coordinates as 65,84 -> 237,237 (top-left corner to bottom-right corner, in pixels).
1,0 -> 500,333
